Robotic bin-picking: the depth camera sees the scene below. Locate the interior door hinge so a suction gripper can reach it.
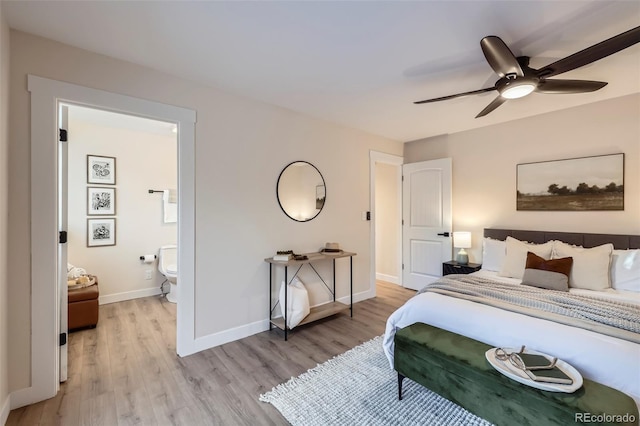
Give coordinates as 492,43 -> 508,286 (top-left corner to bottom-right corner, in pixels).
59,332 -> 67,346
59,231 -> 67,244
59,128 -> 67,142
402,264 -> 404,270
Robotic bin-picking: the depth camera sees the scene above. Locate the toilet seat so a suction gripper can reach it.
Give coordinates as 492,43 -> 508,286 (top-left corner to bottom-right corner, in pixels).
158,245 -> 178,303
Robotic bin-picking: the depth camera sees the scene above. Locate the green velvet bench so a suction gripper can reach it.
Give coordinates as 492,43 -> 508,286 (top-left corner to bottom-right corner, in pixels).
394,322 -> 639,426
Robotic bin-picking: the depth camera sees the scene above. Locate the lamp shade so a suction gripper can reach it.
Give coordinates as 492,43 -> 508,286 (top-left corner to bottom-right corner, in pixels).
453,231 -> 472,249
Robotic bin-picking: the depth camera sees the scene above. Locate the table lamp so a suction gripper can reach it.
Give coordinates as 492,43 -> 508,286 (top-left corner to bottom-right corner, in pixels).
453,231 -> 472,265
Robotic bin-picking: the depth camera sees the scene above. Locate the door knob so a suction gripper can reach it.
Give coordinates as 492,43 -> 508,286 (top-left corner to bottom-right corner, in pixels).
437,232 -> 451,237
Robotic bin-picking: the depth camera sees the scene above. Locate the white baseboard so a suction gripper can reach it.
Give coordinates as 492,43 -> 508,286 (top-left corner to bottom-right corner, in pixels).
99,287 -> 162,305
9,385 -> 34,410
336,288 -> 374,305
1,392 -> 10,424
187,288 -> 375,354
376,273 -> 399,285
190,319 -> 270,354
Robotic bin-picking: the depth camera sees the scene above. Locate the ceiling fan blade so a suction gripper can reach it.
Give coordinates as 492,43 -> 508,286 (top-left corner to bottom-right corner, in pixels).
536,26 -> 640,78
414,87 -> 496,104
536,79 -> 608,94
480,36 -> 524,78
475,95 -> 507,118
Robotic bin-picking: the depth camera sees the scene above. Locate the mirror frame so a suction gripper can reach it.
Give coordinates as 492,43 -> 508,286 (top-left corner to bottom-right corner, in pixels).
276,161 -> 326,222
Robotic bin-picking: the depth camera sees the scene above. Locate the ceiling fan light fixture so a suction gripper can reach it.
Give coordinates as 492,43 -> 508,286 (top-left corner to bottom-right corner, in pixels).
414,26 -> 640,116
500,81 -> 536,99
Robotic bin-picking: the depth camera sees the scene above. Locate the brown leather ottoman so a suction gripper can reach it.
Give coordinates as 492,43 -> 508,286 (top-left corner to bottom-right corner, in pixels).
68,283 -> 99,330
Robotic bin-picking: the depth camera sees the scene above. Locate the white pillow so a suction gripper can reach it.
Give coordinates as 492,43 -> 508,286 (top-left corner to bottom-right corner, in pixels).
279,277 -> 310,329
499,237 -> 554,280
481,237 -> 506,272
611,249 -> 640,293
552,241 -> 613,291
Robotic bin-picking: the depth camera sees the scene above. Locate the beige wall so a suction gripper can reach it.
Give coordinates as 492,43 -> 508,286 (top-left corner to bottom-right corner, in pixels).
0,3 -> 10,420
8,30 -> 403,390
67,114 -> 177,302
375,162 -> 400,283
405,94 -> 640,263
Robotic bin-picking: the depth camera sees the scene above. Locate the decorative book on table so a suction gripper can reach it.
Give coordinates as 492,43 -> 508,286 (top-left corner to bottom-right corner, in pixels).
517,351 -> 572,384
273,250 -> 293,261
518,353 -> 558,370
273,254 -> 293,261
524,366 -> 573,385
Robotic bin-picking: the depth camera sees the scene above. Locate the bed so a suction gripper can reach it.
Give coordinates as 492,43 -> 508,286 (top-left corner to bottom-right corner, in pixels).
383,228 -> 640,409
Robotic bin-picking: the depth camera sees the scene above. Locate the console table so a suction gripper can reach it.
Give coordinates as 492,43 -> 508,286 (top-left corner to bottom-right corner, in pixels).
265,251 -> 356,340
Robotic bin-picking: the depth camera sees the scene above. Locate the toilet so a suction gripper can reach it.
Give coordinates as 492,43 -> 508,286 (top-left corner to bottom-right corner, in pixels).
158,244 -> 178,303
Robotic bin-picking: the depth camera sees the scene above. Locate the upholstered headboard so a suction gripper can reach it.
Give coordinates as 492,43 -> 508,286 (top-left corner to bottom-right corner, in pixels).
484,228 -> 640,250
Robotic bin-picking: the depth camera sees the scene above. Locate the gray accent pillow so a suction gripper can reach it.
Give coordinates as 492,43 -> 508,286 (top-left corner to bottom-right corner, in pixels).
521,251 -> 573,292
522,269 -> 570,292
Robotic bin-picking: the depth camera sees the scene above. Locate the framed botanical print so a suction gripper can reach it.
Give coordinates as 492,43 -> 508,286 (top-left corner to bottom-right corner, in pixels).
87,187 -> 116,215
87,155 -> 116,185
87,218 -> 116,247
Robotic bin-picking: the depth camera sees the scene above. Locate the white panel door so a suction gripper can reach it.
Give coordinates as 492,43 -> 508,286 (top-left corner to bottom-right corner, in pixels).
58,104 -> 68,382
402,158 -> 452,291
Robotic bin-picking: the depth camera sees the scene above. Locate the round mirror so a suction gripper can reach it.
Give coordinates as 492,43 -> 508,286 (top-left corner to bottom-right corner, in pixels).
277,161 -> 326,222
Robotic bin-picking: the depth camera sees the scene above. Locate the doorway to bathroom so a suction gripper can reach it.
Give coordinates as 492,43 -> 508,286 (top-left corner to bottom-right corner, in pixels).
61,103 -> 178,376
28,75 -> 196,405
64,104 -> 178,304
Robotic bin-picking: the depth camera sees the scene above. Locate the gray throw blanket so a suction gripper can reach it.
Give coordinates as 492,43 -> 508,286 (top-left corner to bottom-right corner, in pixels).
419,275 -> 640,344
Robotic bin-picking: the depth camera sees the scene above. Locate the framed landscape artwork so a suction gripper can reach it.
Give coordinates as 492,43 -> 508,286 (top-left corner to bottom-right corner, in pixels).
87,155 -> 116,185
87,218 -> 116,247
87,187 -> 116,215
517,153 -> 624,211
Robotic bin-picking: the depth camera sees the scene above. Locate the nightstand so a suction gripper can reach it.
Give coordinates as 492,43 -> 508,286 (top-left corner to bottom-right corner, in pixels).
442,261 -> 482,276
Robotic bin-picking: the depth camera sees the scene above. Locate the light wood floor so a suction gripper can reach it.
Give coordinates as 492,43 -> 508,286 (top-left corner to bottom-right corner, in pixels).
7,281 -> 414,425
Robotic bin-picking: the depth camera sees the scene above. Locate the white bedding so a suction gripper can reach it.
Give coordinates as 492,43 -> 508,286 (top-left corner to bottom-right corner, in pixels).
383,270 -> 640,407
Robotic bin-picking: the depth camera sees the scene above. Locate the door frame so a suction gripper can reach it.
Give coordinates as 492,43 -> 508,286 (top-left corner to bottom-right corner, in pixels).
369,150 -> 403,296
57,104 -> 69,383
16,75 -> 196,408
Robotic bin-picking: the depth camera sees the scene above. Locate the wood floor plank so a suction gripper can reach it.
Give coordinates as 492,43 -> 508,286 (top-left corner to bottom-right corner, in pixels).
106,302 -> 158,425
80,305 -> 114,401
78,391 -> 118,426
7,281 -> 415,425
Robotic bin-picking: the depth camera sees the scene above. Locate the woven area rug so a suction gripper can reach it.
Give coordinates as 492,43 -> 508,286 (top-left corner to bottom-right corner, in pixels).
259,336 -> 493,426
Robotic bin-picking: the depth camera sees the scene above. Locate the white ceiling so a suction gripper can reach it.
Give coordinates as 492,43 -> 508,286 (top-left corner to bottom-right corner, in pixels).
68,104 -> 177,136
4,1 -> 640,142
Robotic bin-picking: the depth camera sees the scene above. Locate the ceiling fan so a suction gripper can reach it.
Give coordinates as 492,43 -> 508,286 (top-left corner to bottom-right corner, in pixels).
414,26 -> 640,118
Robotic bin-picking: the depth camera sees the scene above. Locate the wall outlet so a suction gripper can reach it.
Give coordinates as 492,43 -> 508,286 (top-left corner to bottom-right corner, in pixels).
144,269 -> 152,280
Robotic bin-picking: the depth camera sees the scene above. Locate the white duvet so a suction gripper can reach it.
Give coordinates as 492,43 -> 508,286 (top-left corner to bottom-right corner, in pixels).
383,270 -> 640,408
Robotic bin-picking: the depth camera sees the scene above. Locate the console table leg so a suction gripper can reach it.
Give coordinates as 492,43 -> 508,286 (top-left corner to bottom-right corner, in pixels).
269,263 -> 272,331
350,256 -> 353,317
284,266 -> 288,341
332,259 -> 336,302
